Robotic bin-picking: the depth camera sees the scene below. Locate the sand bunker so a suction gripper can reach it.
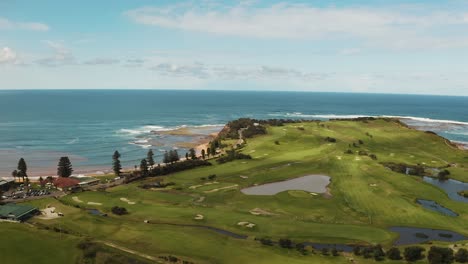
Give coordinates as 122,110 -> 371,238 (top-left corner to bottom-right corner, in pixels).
240,175 -> 249,179
204,184 -> 239,193
194,214 -> 204,220
72,196 -> 83,203
336,156 -> 342,160
38,207 -> 61,220
237,221 -> 256,228
87,202 -> 102,206
369,184 -> 378,187
189,182 -> 219,190
195,196 -> 205,203
249,208 -> 276,216
120,197 -> 136,205
241,175 -> 330,196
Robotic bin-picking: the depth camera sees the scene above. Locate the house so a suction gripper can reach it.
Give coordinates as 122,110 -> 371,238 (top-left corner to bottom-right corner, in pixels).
53,177 -> 80,191
0,204 -> 38,222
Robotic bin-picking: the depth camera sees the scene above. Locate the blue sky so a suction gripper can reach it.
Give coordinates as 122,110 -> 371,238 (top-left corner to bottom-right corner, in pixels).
0,0 -> 467,95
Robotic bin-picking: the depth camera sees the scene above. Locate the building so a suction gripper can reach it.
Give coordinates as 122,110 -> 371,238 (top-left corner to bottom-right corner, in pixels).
53,177 -> 80,191
0,179 -> 14,191
0,204 -> 38,222
70,176 -> 100,188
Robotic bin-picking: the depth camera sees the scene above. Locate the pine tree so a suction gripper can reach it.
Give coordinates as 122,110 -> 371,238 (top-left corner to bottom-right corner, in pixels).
163,151 -> 170,164
185,152 -> 189,160
112,150 -> 122,176
17,158 -> 28,182
147,149 -> 155,167
169,150 -> 180,163
189,148 -> 196,160
57,157 -> 73,177
140,159 -> 148,177
201,149 -> 206,159
207,147 -> 211,157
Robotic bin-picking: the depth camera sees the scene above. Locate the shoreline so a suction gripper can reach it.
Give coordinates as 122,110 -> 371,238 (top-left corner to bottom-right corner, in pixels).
0,128 -> 223,181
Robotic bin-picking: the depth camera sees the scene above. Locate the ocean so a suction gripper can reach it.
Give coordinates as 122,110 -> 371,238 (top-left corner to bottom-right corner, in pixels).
0,90 -> 467,177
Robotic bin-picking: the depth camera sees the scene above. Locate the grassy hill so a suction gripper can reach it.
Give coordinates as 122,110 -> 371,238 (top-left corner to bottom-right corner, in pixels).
11,118 -> 468,263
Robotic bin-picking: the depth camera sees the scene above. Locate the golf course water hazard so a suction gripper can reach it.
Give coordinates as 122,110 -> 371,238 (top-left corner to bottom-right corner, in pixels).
389,227 -> 466,246
416,199 -> 458,217
87,209 -> 106,216
241,175 -> 331,195
423,177 -> 468,203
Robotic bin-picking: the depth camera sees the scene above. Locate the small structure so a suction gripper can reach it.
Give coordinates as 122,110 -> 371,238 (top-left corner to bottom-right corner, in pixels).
0,179 -> 14,191
70,176 -> 100,188
53,177 -> 80,191
0,204 -> 38,222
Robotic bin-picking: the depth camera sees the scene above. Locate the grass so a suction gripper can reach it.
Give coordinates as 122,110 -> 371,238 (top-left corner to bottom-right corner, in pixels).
9,118 -> 468,263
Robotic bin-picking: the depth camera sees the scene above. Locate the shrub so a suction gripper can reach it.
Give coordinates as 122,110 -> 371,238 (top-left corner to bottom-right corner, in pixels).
404,246 -> 425,262
274,140 -> 280,145
369,154 -> 378,160
321,248 -> 329,256
325,137 -> 337,143
150,159 -> 211,176
344,149 -> 354,154
438,169 -> 450,181
111,206 -> 128,215
278,238 -> 293,249
216,149 -> 252,164
259,238 -> 274,246
455,248 -> 468,263
208,174 -> 217,180
427,246 -> 454,264
332,248 -> 339,256
386,247 -> 402,260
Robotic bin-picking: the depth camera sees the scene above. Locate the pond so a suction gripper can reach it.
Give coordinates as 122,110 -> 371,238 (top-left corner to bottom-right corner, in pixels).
389,227 -> 466,246
416,199 -> 458,217
423,177 -> 468,203
241,175 -> 331,195
87,209 -> 107,216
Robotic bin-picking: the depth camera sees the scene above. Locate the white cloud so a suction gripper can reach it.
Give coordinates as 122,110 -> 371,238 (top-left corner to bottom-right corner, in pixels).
126,3 -> 468,49
35,41 -> 76,66
0,47 -> 17,64
0,17 -> 49,31
151,62 -> 209,78
84,58 -> 120,65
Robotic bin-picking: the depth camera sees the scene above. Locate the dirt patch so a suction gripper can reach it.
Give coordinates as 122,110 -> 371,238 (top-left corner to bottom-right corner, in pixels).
237,221 -> 256,228
249,208 -> 276,216
194,214 -> 204,220
204,184 -> 239,193
37,207 -> 60,220
72,196 -> 83,203
120,197 -> 136,205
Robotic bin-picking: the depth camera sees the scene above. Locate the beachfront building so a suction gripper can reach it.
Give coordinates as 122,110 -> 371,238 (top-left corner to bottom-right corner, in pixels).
0,204 -> 38,222
53,177 -> 80,192
70,176 -> 100,188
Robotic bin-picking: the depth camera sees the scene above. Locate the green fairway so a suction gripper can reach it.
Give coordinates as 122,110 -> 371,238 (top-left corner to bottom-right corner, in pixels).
10,118 -> 468,263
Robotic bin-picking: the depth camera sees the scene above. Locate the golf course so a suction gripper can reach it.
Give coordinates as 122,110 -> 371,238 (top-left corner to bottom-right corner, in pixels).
3,118 -> 468,263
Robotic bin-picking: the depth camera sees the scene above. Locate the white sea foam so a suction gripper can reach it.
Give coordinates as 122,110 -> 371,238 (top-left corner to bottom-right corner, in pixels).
273,113 -> 468,126
118,124 -> 224,137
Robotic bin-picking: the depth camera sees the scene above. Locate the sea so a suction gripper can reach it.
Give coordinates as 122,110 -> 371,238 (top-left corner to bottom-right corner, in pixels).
0,90 -> 467,177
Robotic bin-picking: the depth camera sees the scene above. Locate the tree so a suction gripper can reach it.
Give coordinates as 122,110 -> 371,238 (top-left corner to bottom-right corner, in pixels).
201,149 -> 206,159
189,148 -> 196,160
112,151 -> 122,176
17,158 -> 28,182
438,169 -> 451,181
185,152 -> 189,160
386,247 -> 402,260
331,248 -> 339,256
169,150 -> 179,163
39,176 -> 45,187
373,245 -> 386,261
207,147 -> 211,157
163,151 -> 170,164
147,149 -> 155,167
209,141 -> 217,156
428,247 -> 454,264
57,157 -> 73,177
404,246 -> 425,262
140,159 -> 148,177
455,248 -> 468,263
11,170 -> 18,183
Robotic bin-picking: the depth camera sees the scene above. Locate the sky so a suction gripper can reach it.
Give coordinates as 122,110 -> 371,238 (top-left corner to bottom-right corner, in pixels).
0,0 -> 467,95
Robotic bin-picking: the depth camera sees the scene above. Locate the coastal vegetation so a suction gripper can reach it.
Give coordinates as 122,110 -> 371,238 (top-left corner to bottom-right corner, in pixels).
57,156 -> 73,177
5,117 -> 468,263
